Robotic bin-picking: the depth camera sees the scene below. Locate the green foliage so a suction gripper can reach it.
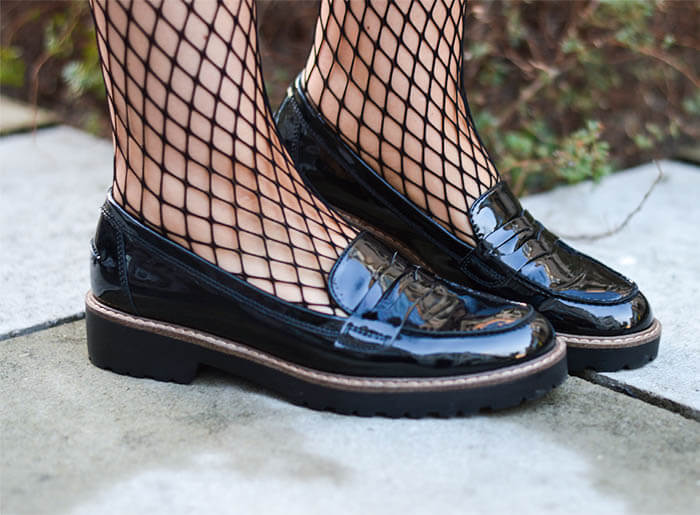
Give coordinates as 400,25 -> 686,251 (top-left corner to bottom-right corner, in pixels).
42,6 -> 104,99
0,46 -> 25,87
554,121 -> 612,183
1,3 -> 105,133
62,41 -> 104,100
44,11 -> 75,59
683,91 -> 700,116
465,0 -> 698,194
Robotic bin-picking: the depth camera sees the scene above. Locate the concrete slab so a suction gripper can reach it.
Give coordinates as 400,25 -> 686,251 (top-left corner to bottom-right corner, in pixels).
521,161 -> 700,410
0,126 -> 111,338
0,96 -> 58,135
2,321 -> 699,515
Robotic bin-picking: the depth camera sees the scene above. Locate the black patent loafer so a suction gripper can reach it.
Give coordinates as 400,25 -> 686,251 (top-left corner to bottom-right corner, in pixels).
275,76 -> 660,372
86,196 -> 567,417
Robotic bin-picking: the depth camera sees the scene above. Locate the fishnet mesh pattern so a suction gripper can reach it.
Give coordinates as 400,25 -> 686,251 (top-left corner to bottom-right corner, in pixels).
303,0 -> 499,246
89,0 -> 356,315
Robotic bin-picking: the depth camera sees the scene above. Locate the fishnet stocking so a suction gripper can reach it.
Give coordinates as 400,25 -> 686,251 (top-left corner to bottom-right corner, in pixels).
303,0 -> 499,246
89,0 -> 356,314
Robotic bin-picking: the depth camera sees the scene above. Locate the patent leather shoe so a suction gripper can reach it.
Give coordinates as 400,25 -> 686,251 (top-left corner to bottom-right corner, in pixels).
86,195 -> 567,416
275,76 -> 660,372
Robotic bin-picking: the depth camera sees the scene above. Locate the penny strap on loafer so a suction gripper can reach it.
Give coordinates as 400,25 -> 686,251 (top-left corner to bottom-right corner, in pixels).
329,232 -> 537,346
466,182 -> 636,304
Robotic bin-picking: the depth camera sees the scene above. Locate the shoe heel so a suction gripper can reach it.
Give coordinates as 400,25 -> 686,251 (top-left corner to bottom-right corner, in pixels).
85,302 -> 199,384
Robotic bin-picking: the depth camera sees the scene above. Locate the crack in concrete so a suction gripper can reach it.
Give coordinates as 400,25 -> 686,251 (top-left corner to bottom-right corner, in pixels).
575,370 -> 700,422
0,312 -> 85,342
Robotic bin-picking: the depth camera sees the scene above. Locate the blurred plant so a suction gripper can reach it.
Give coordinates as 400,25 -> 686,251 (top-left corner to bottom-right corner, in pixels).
41,5 -> 104,98
61,41 -> 104,100
32,4 -> 103,103
0,45 -> 25,87
1,1 -> 105,133
463,0 -> 699,194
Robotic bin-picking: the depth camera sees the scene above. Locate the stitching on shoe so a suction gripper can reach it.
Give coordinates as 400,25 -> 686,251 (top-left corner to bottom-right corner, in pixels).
86,292 -> 566,392
559,319 -> 661,348
101,207 -> 138,315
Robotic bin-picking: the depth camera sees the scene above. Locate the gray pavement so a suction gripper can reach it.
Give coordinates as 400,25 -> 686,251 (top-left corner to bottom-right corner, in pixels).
0,96 -> 57,135
1,126 -> 699,514
521,161 -> 700,410
2,321 -> 699,515
0,126 -> 111,337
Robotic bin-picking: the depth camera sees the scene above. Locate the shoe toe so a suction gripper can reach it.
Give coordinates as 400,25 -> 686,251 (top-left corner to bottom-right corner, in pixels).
330,232 -> 558,375
536,288 -> 653,337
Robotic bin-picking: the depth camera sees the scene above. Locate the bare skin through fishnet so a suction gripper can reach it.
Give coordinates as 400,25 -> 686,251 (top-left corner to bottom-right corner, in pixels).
303,0 -> 499,245
90,0 -> 356,314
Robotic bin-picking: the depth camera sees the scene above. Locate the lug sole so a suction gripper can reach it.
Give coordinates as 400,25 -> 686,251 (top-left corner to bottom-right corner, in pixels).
85,292 -> 567,417
560,318 -> 661,372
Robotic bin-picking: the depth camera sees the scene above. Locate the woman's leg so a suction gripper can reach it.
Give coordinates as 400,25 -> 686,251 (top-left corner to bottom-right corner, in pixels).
89,0 -> 355,314
302,0 -> 497,246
